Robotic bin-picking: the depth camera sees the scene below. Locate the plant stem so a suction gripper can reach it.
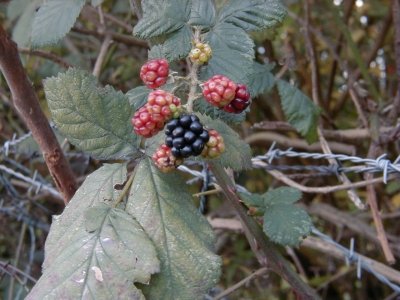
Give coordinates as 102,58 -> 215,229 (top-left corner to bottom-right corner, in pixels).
0,25 -> 77,204
186,28 -> 201,113
113,168 -> 137,207
210,163 -> 321,300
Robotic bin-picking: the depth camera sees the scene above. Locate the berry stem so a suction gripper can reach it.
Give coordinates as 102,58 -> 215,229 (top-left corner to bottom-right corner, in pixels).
113,167 -> 138,207
186,28 -> 201,113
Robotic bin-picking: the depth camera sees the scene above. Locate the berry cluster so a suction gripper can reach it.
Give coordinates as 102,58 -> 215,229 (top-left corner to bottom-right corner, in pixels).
140,58 -> 169,89
131,90 -> 181,138
189,42 -> 212,65
165,115 -> 210,158
132,58 -> 231,173
202,75 -> 251,114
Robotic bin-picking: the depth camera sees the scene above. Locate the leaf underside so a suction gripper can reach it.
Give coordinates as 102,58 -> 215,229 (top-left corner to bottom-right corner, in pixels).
27,164 -> 160,300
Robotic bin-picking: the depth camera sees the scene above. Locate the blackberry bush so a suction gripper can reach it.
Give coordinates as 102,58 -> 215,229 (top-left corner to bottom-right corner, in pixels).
15,1 -> 330,300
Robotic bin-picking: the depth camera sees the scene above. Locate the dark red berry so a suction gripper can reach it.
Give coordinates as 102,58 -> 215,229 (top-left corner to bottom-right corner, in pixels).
223,84 -> 251,113
131,104 -> 164,138
202,75 -> 237,107
140,58 -> 169,89
131,90 -> 182,138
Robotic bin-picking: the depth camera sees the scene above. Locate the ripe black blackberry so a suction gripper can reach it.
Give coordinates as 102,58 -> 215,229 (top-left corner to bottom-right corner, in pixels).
165,114 -> 210,158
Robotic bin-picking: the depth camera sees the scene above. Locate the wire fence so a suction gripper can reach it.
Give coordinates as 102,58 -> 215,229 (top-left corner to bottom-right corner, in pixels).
2,130 -> 400,294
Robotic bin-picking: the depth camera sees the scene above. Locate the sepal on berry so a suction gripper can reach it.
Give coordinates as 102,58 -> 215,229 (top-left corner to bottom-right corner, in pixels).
152,144 -> 183,172
140,58 -> 169,89
202,75 -> 237,108
201,129 -> 225,159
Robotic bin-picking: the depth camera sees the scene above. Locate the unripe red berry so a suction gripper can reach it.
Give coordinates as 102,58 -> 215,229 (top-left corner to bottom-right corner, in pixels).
152,144 -> 183,172
146,90 -> 182,120
223,84 -> 251,113
201,129 -> 225,159
202,75 -> 237,107
140,58 -> 169,89
131,104 -> 165,138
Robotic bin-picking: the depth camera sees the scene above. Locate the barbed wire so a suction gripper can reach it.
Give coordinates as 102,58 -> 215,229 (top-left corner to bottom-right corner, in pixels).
253,142 -> 400,183
312,228 -> 400,293
178,159 -> 400,294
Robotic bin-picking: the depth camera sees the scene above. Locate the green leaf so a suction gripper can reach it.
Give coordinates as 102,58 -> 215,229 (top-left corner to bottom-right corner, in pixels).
248,62 -> 276,97
194,98 -> 246,124
8,0 -> 42,47
201,21 -> 254,84
32,0 -> 85,46
263,187 -> 302,206
217,0 -> 287,32
198,114 -> 252,171
148,45 -> 165,60
263,204 -> 312,247
189,0 -> 216,28
43,163 -> 127,268
27,164 -> 159,299
200,45 -> 252,84
159,25 -> 192,61
207,22 -> 254,60
44,68 -> 140,159
126,159 -> 221,299
277,80 -> 319,143
239,192 -> 265,212
28,203 -> 159,299
126,86 -> 151,111
133,0 -> 191,39
91,0 -> 104,6
7,0 -> 29,21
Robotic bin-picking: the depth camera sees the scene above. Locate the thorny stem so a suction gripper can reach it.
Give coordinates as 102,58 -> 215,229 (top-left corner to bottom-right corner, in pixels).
186,28 -> 201,113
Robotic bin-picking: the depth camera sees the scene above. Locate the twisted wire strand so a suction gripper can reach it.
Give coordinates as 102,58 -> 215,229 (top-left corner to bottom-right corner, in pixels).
254,143 -> 400,183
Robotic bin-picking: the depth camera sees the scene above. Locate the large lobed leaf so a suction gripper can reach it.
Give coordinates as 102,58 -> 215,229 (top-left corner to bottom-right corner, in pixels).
217,0 -> 287,32
31,0 -> 85,46
153,25 -> 193,61
198,114 -> 252,171
241,187 -> 313,247
247,62 -> 276,97
133,0 -> 191,39
189,0 -> 216,28
126,159 -> 221,299
44,68 -> 140,159
27,164 -> 160,300
277,80 -> 320,143
201,22 -> 254,84
264,203 -> 312,247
